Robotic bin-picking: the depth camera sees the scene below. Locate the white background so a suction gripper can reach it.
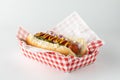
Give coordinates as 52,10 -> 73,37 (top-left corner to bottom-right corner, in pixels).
0,0 -> 120,80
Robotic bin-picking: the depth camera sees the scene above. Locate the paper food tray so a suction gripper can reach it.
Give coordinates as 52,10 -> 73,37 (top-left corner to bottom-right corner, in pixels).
17,12 -> 104,72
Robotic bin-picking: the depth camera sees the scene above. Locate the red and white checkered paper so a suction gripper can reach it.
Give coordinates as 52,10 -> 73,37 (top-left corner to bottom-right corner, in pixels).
17,12 -> 104,72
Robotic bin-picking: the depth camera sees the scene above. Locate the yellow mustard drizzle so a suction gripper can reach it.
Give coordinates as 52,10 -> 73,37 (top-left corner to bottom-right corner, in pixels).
42,34 -> 49,39
35,32 -> 71,47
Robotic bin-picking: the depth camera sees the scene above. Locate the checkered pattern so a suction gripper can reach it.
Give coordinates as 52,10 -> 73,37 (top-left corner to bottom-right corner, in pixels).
48,12 -> 101,43
17,12 -> 104,72
16,27 -> 29,41
88,40 -> 103,54
18,40 -> 99,72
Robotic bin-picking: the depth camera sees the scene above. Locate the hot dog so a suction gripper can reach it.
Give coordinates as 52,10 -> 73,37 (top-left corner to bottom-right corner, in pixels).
26,32 -> 87,57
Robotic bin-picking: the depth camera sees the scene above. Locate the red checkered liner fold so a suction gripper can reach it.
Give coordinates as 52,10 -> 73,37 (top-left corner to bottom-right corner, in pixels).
17,12 -> 104,72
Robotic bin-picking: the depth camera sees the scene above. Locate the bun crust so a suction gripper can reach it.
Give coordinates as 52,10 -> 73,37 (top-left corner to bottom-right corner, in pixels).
76,38 -> 88,56
26,34 -> 76,56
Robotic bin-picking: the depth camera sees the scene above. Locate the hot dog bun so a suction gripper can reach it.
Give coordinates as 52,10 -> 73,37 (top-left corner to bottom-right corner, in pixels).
26,32 -> 88,57
76,38 -> 88,56
26,34 -> 76,56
